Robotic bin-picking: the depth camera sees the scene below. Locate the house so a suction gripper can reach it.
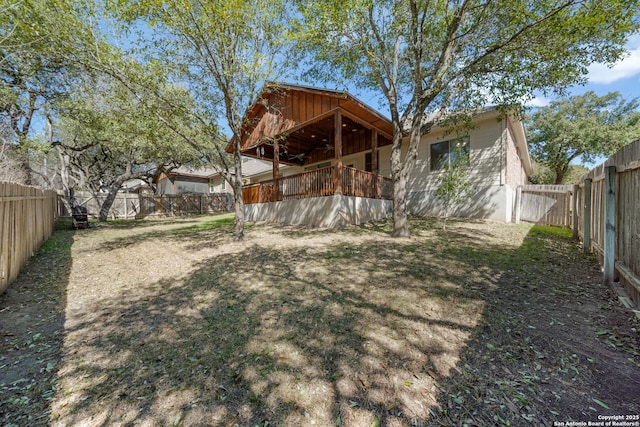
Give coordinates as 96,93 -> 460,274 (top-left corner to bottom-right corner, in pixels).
153,159 -> 273,195
229,83 -> 532,227
119,179 -> 152,194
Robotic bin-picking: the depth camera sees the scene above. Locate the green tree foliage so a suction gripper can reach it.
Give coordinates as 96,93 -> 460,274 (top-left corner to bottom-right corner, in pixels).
109,0 -> 291,240
0,0 -> 142,189
296,0 -> 639,236
1,0 -> 205,210
0,118 -> 26,182
53,77 -> 200,221
527,91 -> 640,184
529,160 -> 589,185
0,0 -> 103,182
435,156 -> 474,231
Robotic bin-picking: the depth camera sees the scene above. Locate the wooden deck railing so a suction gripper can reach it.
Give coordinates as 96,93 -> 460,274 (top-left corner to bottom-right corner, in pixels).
341,166 -> 393,199
242,166 -> 393,204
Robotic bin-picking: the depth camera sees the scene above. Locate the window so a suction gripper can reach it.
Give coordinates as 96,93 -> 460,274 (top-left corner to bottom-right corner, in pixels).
209,177 -> 222,192
365,151 -> 379,173
430,137 -> 470,171
304,161 -> 331,172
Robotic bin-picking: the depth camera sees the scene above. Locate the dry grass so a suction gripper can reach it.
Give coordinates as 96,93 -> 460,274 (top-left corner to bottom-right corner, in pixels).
1,214 -> 638,426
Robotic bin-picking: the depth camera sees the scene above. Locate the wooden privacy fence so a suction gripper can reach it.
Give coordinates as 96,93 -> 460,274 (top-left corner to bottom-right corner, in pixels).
1,182 -> 59,293
575,139 -> 640,307
70,192 -> 232,219
154,193 -> 232,216
515,184 -> 574,227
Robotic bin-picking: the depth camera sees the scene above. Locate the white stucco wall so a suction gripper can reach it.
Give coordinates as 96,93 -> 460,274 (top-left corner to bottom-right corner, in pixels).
374,115 -> 519,222
245,195 -> 392,228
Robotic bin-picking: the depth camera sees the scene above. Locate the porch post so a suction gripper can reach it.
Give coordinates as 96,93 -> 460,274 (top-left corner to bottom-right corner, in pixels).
372,129 -> 379,198
334,110 -> 343,195
272,141 -> 280,202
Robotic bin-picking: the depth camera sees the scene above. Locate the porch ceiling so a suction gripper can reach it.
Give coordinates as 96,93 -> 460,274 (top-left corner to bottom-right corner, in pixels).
227,83 -> 395,167
243,114 -> 383,166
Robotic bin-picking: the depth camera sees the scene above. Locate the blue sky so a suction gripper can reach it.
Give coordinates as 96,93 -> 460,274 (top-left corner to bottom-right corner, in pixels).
525,34 -> 640,167
529,34 -> 640,107
339,34 -> 640,122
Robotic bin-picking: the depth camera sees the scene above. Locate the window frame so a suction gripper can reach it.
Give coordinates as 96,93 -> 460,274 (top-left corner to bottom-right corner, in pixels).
429,136 -> 470,172
365,151 -> 379,173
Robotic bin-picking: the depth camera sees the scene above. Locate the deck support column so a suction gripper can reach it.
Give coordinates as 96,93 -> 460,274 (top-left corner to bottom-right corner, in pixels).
272,141 -> 280,202
334,110 -> 343,195
372,129 -> 379,198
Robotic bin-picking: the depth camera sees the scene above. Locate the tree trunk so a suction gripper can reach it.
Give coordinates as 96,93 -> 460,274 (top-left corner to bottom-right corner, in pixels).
390,115 -> 423,238
232,144 -> 244,241
232,178 -> 244,240
19,154 -> 32,186
58,190 -> 72,217
554,166 -> 566,185
391,147 -> 410,237
98,186 -> 121,221
98,167 -> 134,221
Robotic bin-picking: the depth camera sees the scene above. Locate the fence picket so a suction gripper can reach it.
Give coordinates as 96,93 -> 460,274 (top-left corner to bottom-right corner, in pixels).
575,139 -> 640,306
0,182 -> 59,293
517,184 -> 574,227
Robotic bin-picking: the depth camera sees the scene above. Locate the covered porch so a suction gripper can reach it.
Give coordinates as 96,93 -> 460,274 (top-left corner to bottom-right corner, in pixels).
231,83 -> 397,226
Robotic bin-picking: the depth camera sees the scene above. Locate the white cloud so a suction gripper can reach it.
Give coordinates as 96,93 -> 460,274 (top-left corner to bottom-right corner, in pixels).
587,36 -> 640,84
526,95 -> 552,107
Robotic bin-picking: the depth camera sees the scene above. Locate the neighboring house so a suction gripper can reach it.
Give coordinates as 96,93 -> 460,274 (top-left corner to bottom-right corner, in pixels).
120,179 -> 152,194
227,83 -> 532,227
153,159 -> 273,195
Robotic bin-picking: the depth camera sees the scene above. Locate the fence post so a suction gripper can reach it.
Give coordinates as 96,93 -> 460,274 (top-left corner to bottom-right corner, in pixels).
514,186 -> 522,224
604,166 -> 616,286
572,185 -> 579,239
583,178 -> 592,254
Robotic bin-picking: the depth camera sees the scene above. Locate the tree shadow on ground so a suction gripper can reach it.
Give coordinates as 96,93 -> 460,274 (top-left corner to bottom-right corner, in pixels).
90,214 -> 238,253
428,225 -> 640,426
19,216 -> 640,426
0,225 -> 74,426
50,218 -> 499,426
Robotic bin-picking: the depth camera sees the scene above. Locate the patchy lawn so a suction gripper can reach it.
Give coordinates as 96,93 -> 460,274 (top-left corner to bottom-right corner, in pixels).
1,214 -> 638,426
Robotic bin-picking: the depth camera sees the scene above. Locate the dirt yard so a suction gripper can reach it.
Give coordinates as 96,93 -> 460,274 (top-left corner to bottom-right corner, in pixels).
1,214 -> 639,426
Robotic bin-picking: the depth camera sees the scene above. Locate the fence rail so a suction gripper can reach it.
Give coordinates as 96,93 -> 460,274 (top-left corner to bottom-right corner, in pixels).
575,139 -> 640,306
1,182 -> 59,293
